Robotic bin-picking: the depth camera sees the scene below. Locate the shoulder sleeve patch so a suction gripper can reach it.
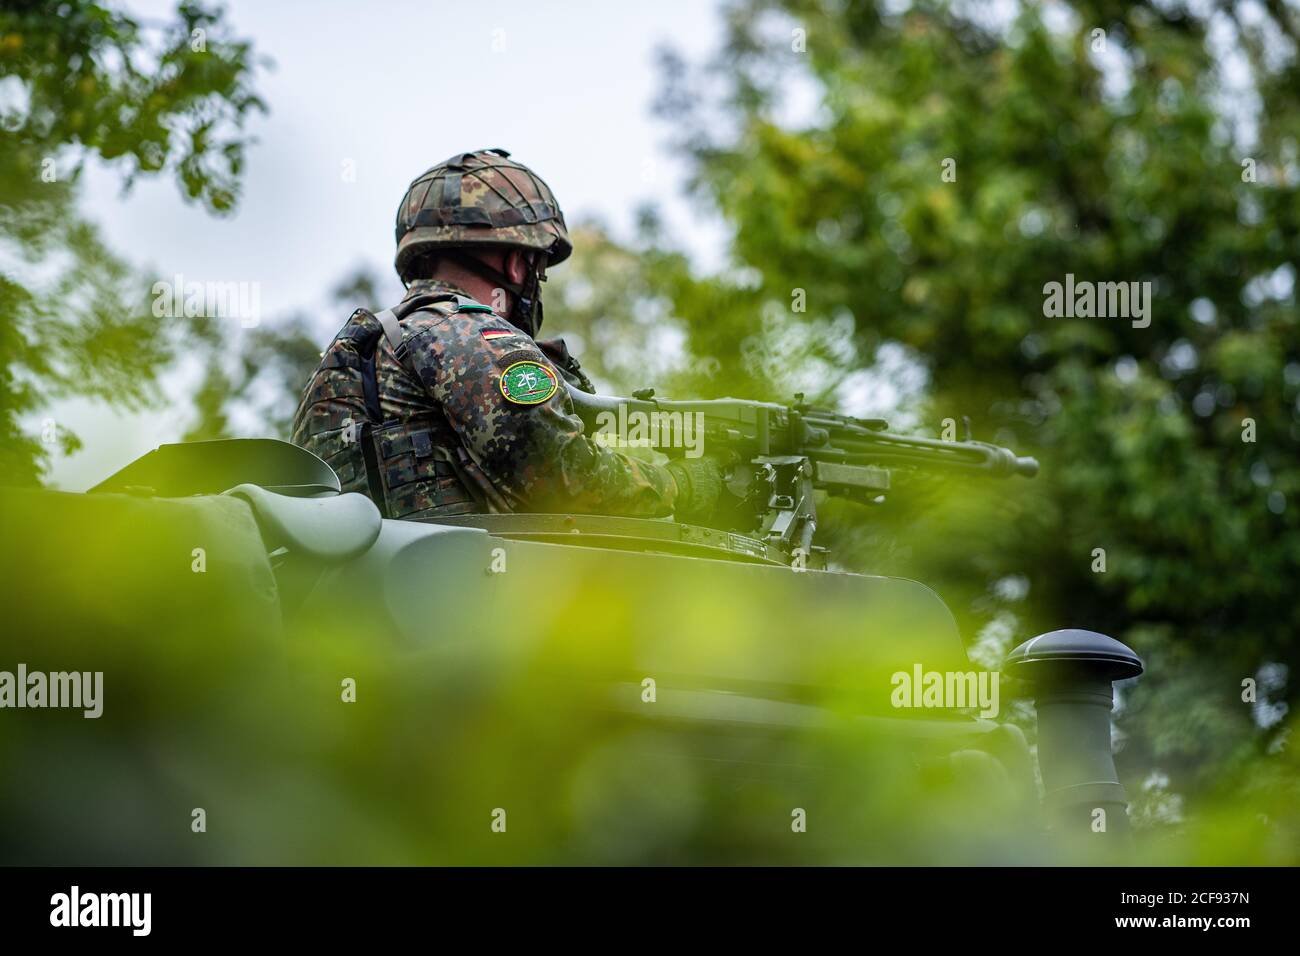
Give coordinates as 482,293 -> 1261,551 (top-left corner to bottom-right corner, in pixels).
499,360 -> 559,405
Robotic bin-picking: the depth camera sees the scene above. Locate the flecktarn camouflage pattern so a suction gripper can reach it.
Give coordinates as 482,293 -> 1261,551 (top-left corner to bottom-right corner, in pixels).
394,149 -> 572,281
290,279 -> 676,519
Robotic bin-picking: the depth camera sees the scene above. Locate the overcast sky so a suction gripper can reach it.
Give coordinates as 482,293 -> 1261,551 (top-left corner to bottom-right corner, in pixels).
51,0 -> 731,488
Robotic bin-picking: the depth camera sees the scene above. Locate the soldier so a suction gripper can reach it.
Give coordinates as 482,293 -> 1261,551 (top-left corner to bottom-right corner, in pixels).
291,148 -> 724,521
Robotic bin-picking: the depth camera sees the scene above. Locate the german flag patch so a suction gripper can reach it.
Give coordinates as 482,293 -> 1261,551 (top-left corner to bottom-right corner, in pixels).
481,329 -> 514,341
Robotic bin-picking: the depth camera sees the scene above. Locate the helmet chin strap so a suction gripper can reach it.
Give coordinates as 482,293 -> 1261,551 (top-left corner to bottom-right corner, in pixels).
441,249 -> 545,337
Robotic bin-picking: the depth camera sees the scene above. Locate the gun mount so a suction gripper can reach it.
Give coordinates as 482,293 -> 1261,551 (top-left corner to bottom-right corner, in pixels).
565,384 -> 1039,568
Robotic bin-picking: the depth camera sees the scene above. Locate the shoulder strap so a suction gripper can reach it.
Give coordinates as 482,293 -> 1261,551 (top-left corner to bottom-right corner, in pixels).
372,291 -> 461,359
336,293 -> 470,519
373,308 -> 405,355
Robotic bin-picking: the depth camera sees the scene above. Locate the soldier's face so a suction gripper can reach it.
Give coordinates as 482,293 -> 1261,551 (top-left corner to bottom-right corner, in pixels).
504,248 -> 545,286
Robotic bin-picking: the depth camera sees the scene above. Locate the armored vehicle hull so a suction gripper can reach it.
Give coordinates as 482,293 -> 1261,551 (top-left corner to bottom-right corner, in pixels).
0,440 -> 1136,864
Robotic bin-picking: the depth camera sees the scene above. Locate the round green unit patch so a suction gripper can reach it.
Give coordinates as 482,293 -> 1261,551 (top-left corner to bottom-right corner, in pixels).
500,360 -> 559,405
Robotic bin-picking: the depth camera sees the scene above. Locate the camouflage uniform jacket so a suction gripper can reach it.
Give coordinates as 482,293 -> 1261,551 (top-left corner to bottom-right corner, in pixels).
291,279 -> 677,519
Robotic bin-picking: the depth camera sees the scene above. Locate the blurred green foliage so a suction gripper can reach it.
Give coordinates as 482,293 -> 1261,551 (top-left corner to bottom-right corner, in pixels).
634,0 -> 1299,855
0,0 -> 264,483
0,482 -> 1068,865
3,0 -> 1296,864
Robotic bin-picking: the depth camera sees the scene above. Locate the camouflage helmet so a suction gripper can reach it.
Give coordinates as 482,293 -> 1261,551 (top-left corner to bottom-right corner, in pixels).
394,148 -> 572,280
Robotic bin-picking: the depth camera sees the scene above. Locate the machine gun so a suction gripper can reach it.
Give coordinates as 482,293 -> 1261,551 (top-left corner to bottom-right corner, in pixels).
565,384 -> 1038,569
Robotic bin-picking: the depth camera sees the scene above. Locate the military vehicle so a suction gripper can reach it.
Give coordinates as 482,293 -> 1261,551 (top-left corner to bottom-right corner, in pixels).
0,388 -> 1142,865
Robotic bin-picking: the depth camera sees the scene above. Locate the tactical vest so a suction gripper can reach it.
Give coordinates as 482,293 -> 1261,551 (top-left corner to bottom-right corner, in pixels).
300,292 -> 507,519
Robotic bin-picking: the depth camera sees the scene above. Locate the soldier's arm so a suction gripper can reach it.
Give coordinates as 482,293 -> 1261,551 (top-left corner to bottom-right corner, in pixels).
405,311 -> 677,516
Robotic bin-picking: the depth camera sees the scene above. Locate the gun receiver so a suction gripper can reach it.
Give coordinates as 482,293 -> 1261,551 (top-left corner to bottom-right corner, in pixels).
565,384 -> 1038,567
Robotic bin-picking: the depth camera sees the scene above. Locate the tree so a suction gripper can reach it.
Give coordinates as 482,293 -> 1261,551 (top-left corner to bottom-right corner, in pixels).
0,0 -> 265,483
183,266 -> 383,442
651,0 -> 1299,838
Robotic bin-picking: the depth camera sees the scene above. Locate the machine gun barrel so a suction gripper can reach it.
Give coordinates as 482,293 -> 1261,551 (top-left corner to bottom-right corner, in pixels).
563,384 -> 1035,563
564,384 -> 1037,479
814,435 -> 1039,478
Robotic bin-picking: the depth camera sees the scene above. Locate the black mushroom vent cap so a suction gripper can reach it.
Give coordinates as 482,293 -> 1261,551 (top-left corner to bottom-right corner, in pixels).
1004,628 -> 1144,683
